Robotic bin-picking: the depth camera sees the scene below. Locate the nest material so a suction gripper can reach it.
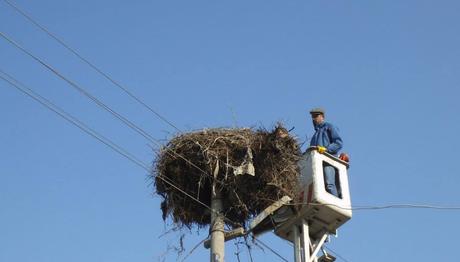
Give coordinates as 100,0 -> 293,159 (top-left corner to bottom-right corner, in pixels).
153,125 -> 302,229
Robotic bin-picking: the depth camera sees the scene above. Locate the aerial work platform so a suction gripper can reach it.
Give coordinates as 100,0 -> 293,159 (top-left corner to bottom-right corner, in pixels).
250,147 -> 352,262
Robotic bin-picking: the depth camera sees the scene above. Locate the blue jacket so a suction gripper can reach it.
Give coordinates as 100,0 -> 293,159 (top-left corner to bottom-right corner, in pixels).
310,121 -> 343,155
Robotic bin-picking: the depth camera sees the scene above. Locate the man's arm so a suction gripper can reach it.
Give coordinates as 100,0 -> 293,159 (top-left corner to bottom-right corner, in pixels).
327,124 -> 343,154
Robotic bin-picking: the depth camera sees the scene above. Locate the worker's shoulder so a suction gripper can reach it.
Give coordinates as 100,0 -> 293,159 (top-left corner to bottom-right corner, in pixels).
323,121 -> 337,129
323,122 -> 341,135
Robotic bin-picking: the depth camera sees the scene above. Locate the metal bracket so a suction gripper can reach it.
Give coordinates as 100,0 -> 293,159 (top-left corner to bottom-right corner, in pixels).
204,227 -> 245,249
309,231 -> 328,262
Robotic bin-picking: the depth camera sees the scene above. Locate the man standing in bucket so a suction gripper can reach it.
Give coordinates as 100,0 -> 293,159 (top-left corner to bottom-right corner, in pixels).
309,108 -> 343,197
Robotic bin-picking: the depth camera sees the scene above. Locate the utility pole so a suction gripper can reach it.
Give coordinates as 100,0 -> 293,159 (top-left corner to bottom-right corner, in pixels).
210,161 -> 225,262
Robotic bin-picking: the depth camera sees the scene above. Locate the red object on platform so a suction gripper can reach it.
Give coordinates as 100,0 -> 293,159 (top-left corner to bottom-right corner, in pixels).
339,153 -> 350,162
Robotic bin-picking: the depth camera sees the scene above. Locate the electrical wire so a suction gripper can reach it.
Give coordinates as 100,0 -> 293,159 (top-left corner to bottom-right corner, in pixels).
253,238 -> 289,262
1,1 -> 248,229
0,29 -> 245,229
179,237 -> 207,262
284,202 -> 460,211
324,246 -> 351,262
1,1 -> 224,195
351,204 -> 460,211
2,0 -> 182,133
0,30 -> 226,190
0,70 -> 236,228
246,242 -> 254,262
0,70 -> 149,172
0,31 -> 155,143
2,2 -> 233,194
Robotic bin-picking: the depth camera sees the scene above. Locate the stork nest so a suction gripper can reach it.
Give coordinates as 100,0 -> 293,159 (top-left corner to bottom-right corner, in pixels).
153,124 -> 302,229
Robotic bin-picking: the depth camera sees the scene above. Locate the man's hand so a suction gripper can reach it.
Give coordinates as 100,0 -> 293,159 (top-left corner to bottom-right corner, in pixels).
317,146 -> 327,154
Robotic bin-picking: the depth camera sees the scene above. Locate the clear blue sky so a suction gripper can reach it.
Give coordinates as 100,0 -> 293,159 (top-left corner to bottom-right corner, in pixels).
1,1 -> 460,261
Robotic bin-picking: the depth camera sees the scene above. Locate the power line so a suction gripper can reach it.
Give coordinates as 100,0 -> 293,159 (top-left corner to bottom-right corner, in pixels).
0,3 -> 222,189
178,234 -> 289,262
0,70 -> 150,172
0,29 -> 247,230
254,238 -> 289,262
0,70 -> 234,228
1,2 -> 218,191
324,246 -> 352,262
0,30 -> 225,190
351,204 -> 460,211
1,0 -> 246,225
179,237 -> 207,262
285,202 -> 460,211
0,0 -> 248,214
2,0 -> 182,133
0,31 -> 155,143
0,28 -> 243,227
0,64 -> 243,225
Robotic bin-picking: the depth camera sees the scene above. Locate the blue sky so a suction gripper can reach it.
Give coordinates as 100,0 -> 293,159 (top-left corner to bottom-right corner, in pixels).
1,1 -> 460,261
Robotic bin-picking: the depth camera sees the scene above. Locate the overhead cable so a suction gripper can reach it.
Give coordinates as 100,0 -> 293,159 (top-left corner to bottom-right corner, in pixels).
254,238 -> 289,262
0,70 -> 233,228
0,32 -> 243,229
324,246 -> 352,262
2,0 -> 182,133
0,69 -> 149,171
353,203 -> 460,211
0,30 -> 223,189
285,202 -> 460,211
179,237 -> 207,262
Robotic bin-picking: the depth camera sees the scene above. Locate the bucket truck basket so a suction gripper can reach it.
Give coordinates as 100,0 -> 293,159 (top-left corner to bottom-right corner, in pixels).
275,147 -> 352,241
249,147 -> 352,243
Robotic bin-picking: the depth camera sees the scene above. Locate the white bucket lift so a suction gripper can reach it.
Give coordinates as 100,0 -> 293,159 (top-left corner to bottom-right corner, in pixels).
249,147 -> 352,262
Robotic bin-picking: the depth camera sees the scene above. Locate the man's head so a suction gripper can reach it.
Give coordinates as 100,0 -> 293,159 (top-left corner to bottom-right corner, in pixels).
310,108 -> 325,125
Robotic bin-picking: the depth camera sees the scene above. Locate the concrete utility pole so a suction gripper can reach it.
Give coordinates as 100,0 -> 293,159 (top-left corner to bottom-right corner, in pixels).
210,161 -> 225,262
210,191 -> 224,261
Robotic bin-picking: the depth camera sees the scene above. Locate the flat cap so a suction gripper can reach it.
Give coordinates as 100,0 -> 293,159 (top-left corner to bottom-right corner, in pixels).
309,107 -> 325,115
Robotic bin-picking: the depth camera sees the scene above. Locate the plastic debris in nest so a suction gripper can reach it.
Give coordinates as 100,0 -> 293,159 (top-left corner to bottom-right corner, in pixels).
153,124 -> 302,229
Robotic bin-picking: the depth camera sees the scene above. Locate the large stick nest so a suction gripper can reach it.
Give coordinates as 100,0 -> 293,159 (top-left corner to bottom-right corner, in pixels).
153,125 -> 302,229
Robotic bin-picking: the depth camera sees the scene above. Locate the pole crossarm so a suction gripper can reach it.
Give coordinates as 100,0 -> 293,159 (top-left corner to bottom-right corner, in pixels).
204,227 -> 245,249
